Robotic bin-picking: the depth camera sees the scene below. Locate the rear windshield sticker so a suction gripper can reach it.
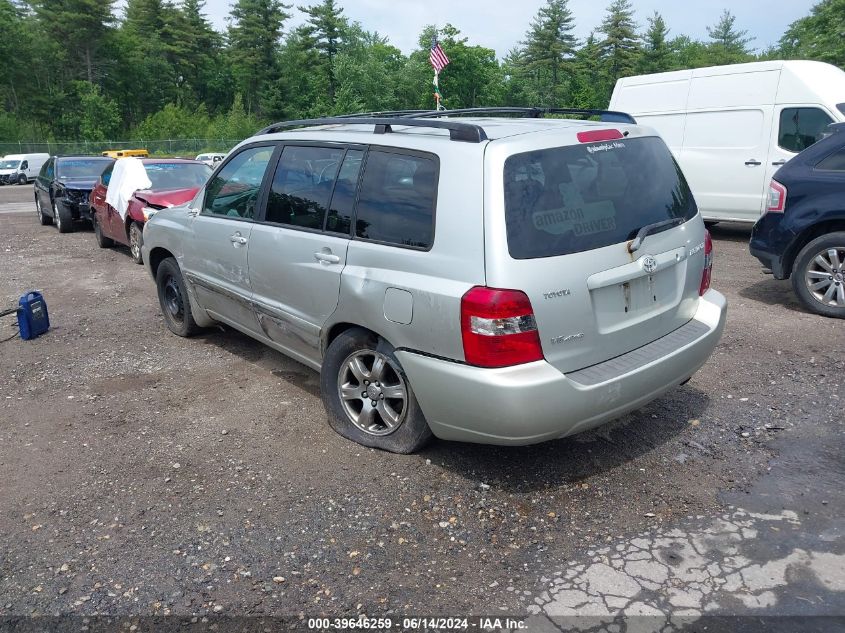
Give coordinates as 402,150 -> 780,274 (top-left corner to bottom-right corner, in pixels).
533,201 -> 617,236
586,141 -> 626,154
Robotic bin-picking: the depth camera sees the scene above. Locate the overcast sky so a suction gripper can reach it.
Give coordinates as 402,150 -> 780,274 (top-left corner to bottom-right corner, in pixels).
198,0 -> 817,56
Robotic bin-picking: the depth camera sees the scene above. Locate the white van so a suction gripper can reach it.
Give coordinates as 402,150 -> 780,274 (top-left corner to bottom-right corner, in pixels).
0,153 -> 50,185
610,61 -> 845,223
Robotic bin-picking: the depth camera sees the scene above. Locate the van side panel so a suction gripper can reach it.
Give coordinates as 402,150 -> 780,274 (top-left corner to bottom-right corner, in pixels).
687,70 -> 779,109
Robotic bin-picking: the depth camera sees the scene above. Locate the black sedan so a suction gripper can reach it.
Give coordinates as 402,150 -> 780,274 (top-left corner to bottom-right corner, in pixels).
34,155 -> 114,233
750,123 -> 845,319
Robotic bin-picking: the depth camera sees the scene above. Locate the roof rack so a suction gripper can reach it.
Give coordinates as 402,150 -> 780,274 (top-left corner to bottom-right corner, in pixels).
256,116 -> 488,143
407,107 -> 636,124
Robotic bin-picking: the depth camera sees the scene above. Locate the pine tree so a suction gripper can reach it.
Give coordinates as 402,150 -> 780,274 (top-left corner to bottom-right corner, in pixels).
599,0 -> 640,88
639,11 -> 671,73
706,9 -> 754,64
298,0 -> 346,105
228,0 -> 292,114
32,0 -> 115,83
521,0 -> 577,106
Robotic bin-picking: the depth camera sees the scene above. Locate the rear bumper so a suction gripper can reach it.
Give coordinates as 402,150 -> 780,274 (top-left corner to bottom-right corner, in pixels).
750,213 -> 793,279
397,290 -> 727,446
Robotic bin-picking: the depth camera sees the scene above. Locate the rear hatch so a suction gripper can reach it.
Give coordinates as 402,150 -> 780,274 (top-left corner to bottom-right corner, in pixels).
484,129 -> 707,374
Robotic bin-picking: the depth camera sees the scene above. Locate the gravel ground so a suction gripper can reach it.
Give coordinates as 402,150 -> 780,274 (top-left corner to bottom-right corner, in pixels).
0,189 -> 842,623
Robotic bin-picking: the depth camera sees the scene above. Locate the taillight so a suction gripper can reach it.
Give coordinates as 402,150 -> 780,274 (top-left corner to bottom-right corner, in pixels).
699,230 -> 713,296
766,179 -> 787,213
460,287 -> 543,368
577,129 -> 624,143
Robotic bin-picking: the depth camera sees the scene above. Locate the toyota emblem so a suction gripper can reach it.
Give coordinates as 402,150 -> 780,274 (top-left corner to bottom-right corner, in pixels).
642,255 -> 657,274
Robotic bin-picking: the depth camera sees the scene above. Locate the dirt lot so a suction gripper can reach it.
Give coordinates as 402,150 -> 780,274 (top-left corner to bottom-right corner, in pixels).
0,186 -> 842,625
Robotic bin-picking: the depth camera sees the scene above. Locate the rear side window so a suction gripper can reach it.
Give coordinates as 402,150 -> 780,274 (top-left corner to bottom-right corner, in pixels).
101,163 -> 115,186
265,146 -> 344,229
504,137 -> 697,259
354,150 -> 437,249
779,108 -> 834,153
816,147 -> 845,171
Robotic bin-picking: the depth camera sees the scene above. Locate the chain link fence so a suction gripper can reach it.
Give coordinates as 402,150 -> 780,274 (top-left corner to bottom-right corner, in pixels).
0,139 -> 241,157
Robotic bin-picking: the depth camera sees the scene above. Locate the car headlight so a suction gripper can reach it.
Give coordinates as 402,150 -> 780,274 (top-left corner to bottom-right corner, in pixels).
142,207 -> 158,221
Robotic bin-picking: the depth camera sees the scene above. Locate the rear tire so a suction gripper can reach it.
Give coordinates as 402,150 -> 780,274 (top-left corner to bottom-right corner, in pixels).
320,327 -> 432,454
36,197 -> 52,226
155,257 -> 200,337
129,222 -> 144,264
791,232 -> 845,319
94,217 -> 114,248
53,200 -> 73,233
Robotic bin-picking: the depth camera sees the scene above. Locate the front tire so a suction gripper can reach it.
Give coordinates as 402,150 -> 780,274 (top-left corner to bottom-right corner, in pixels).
36,197 -> 52,226
320,328 -> 432,454
53,200 -> 73,233
18,174 -> 27,185
129,222 -> 144,264
94,217 -> 114,248
792,232 -> 845,319
155,257 -> 200,337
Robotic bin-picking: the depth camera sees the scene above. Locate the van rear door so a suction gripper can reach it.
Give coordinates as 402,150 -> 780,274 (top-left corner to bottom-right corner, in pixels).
485,133 -> 707,375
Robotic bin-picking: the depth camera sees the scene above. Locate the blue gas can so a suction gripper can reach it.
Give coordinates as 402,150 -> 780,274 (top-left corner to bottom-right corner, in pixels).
18,291 -> 50,340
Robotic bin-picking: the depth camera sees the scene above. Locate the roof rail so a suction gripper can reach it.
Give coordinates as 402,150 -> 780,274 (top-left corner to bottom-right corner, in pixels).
408,106 -> 636,124
256,116 -> 488,143
334,110 -> 432,118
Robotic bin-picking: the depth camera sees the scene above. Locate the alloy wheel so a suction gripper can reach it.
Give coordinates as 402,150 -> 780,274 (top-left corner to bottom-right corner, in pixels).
337,350 -> 408,436
53,202 -> 62,231
804,246 -> 845,308
130,224 -> 142,261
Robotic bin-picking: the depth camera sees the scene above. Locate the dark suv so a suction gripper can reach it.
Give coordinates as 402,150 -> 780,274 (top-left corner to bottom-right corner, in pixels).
34,155 -> 114,233
750,123 -> 845,318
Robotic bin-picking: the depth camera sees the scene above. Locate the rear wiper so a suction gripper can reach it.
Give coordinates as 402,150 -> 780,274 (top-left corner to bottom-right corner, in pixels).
627,217 -> 684,253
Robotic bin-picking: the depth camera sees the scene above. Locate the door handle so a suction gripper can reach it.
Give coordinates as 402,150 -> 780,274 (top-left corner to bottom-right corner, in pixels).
230,232 -> 248,245
314,251 -> 340,264
745,159 -> 762,166
772,160 -> 787,166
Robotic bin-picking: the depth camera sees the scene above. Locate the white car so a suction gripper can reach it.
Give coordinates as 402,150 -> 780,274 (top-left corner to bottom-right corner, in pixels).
195,153 -> 226,168
610,60 -> 845,223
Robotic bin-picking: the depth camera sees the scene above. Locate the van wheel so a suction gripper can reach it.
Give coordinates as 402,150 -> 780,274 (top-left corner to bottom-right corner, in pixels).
129,222 -> 144,264
321,328 -> 432,454
155,257 -> 200,336
53,201 -> 73,233
36,197 -> 52,226
792,232 -> 845,319
94,218 -> 113,248
18,174 -> 27,185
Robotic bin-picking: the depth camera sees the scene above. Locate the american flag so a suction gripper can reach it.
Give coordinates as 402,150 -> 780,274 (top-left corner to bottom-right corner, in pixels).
429,37 -> 450,73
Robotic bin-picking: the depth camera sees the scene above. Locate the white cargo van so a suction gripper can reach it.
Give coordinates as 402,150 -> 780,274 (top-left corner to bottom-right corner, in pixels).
610,61 -> 845,223
0,153 -> 50,185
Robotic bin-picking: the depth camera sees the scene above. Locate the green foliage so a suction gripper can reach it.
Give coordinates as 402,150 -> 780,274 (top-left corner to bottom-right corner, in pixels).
780,0 -> 845,67
706,9 -> 754,65
228,0 -> 292,114
0,0 -> 841,144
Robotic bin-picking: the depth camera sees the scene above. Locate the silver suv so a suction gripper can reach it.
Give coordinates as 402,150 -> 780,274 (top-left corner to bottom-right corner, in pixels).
141,108 -> 727,453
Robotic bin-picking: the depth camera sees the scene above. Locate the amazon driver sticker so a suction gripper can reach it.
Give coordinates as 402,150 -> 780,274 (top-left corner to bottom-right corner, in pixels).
532,201 -> 617,236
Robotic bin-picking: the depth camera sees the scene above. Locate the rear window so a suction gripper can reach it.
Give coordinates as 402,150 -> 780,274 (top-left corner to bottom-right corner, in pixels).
503,137 -> 697,259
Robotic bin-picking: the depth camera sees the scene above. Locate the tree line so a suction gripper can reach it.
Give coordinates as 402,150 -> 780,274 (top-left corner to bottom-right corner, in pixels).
0,0 -> 840,143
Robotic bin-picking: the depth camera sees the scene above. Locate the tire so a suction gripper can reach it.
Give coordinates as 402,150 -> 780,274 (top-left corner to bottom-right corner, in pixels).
18,174 -> 27,185
155,257 -> 200,337
320,327 -> 432,454
94,217 -> 113,248
791,231 -> 845,319
53,200 -> 73,233
36,197 -> 52,226
128,222 -> 144,264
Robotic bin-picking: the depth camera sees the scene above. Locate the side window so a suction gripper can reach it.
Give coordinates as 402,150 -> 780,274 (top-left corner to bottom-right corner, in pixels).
20,160 -> 28,171
325,149 -> 364,234
101,163 -> 115,186
354,151 -> 438,249
39,160 -> 51,179
45,159 -> 54,180
204,146 -> 274,219
265,146 -> 344,229
779,108 -> 834,153
815,147 -> 845,171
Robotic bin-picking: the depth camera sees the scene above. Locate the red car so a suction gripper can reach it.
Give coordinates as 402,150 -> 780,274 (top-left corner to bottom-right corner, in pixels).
90,158 -> 211,264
